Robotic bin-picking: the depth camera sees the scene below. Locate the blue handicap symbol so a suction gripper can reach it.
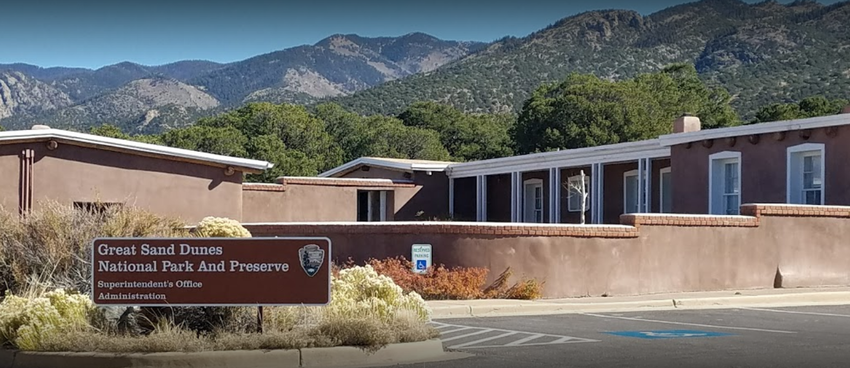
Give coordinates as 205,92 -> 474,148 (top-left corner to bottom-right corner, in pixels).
606,330 -> 733,339
416,260 -> 428,270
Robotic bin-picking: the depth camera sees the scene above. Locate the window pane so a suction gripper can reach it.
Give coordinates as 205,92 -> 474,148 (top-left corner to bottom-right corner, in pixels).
724,162 -> 739,194
804,190 -> 821,205
803,155 -> 813,172
724,194 -> 739,215
625,175 -> 637,213
535,186 -> 542,209
812,155 -> 822,187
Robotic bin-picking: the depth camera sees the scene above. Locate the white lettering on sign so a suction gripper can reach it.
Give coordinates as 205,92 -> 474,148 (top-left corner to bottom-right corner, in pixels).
411,244 -> 432,274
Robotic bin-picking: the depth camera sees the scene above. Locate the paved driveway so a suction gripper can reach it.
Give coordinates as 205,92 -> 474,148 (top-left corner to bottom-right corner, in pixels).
381,305 -> 850,368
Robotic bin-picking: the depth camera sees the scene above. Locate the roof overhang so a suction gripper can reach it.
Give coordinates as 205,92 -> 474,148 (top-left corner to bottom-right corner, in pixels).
318,157 -> 452,177
275,176 -> 417,188
658,113 -> 850,147
0,128 -> 274,173
446,139 -> 670,178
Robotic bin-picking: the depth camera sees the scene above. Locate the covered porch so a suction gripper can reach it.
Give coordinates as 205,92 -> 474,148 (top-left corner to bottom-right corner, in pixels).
447,140 -> 672,224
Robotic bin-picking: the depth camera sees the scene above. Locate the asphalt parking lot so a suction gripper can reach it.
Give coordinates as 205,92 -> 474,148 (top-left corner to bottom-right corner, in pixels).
387,305 -> 850,368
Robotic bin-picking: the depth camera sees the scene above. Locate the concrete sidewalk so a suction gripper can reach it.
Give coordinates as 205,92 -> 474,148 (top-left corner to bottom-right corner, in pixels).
427,286 -> 850,319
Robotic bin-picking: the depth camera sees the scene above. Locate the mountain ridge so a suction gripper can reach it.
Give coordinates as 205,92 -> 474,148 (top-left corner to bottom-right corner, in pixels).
2,0 -> 849,132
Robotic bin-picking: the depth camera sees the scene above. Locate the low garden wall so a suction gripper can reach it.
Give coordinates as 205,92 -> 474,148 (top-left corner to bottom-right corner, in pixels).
243,204 -> 850,299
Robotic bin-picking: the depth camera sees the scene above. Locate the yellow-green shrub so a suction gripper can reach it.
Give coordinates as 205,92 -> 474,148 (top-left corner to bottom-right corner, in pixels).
194,217 -> 252,238
0,289 -> 95,350
324,265 -> 431,323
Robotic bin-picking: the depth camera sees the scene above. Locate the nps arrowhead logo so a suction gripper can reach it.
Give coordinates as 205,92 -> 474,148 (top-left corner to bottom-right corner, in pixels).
298,244 -> 325,277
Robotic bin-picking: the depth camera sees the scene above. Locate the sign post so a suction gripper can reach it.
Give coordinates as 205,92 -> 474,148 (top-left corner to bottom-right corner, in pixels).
411,244 -> 432,274
90,237 -> 332,307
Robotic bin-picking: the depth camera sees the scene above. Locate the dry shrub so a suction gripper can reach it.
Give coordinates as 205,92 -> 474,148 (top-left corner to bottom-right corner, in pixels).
29,308 -> 438,353
0,200 -> 187,295
338,257 -> 544,300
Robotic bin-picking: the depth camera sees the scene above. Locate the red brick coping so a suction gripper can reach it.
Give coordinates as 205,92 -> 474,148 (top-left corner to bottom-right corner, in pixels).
242,204 -> 850,239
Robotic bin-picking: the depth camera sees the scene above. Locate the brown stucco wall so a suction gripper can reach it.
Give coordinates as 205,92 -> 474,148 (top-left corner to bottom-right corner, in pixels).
242,185 -> 360,222
671,125 -> 850,214
560,166 -> 592,223
396,171 -> 450,220
651,158 -> 671,213
602,163 -> 635,224
0,153 -> 19,212
486,174 -> 511,222
0,141 -> 243,224
244,204 -> 850,298
340,167 -> 411,180
452,177 -> 477,221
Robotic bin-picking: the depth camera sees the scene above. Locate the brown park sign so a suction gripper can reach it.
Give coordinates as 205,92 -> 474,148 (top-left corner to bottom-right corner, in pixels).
90,237 -> 331,306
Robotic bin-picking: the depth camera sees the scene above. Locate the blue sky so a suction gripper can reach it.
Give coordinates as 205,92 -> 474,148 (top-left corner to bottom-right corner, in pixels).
2,0 -> 843,69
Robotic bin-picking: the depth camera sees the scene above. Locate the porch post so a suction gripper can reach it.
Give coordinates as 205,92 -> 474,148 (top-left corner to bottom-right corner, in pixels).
514,171 -> 523,222
476,175 -> 483,221
637,159 -> 644,214
553,168 -> 561,223
448,177 -> 455,218
597,163 -> 604,223
510,172 -> 517,222
594,163 -> 601,224
644,158 -> 652,213
548,168 -> 556,223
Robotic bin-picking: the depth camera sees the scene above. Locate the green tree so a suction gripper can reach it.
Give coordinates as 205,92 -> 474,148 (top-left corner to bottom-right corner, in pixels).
750,95 -> 849,123
512,64 -> 741,154
397,101 -> 515,161
159,125 -> 249,158
89,123 -> 164,145
195,102 -> 345,178
316,103 -> 452,162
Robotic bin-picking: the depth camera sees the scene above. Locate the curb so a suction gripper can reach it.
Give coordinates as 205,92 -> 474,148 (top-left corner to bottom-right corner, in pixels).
429,291 -> 850,319
0,339 -> 448,368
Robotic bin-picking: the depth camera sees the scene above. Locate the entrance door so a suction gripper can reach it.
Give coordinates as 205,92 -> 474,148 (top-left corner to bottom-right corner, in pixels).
523,179 -> 543,223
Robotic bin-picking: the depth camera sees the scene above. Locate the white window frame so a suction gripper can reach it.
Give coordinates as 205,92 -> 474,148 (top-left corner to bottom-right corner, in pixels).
567,174 -> 591,212
659,167 -> 672,214
786,143 -> 825,205
523,178 -> 544,223
708,151 -> 742,215
623,169 -> 643,214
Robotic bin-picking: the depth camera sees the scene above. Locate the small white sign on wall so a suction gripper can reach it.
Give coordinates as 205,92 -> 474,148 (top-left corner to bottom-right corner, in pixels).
411,244 -> 432,274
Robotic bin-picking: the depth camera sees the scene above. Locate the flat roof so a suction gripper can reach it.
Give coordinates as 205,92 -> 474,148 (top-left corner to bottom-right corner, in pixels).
658,113 -> 850,146
318,157 -> 454,177
0,127 -> 274,172
446,139 -> 670,178
277,176 -> 416,188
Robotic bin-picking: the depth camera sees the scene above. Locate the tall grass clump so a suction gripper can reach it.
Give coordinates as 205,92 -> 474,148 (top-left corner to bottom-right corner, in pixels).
0,201 -> 188,296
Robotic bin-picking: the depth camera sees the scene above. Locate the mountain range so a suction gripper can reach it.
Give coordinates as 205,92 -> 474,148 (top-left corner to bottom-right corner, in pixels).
1,0 -> 849,133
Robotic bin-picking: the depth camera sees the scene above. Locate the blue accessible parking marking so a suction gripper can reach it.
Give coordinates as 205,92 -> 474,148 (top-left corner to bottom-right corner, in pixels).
606,330 -> 734,339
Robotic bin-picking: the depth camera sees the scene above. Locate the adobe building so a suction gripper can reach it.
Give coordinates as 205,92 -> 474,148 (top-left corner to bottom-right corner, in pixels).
242,158 -> 454,223
0,125 -> 273,223
272,109 -> 850,225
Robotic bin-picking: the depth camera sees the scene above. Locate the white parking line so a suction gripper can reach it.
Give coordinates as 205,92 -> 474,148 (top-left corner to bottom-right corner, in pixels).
440,329 -> 495,342
450,332 -> 518,348
742,307 -> 850,318
582,313 -> 797,334
430,322 -> 598,350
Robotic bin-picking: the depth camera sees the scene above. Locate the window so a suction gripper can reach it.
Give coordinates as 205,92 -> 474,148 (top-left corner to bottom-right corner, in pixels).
357,190 -> 387,221
623,170 -> 646,214
567,174 -> 591,212
709,151 -> 741,215
787,143 -> 825,205
523,179 -> 544,223
660,167 -> 672,213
